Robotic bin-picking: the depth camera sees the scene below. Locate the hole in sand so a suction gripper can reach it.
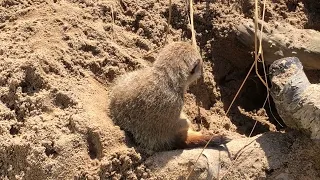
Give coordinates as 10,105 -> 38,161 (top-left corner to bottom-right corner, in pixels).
53,92 -> 77,109
79,44 -> 100,56
87,130 -> 103,160
20,67 -> 46,95
9,125 -> 19,135
44,142 -> 58,157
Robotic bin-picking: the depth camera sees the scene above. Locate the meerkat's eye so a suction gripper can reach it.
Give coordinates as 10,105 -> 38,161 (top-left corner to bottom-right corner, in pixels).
190,62 -> 200,75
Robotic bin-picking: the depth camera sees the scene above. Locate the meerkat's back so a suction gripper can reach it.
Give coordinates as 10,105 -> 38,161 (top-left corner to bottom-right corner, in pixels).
109,67 -> 184,150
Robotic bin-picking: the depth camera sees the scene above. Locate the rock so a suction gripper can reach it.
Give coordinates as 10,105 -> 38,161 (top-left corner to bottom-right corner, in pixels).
146,148 -> 220,180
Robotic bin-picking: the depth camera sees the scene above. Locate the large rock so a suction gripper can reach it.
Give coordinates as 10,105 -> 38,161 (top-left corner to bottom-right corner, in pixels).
145,132 -> 320,179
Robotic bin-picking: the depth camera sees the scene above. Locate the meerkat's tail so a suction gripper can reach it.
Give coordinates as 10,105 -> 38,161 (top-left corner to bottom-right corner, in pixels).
176,129 -> 230,149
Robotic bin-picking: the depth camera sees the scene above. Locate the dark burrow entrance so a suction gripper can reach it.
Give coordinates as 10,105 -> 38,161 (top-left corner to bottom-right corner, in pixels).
224,63 -> 286,136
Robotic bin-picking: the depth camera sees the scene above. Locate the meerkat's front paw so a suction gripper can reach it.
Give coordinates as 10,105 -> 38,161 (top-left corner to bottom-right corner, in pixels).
207,132 -> 232,145
219,134 -> 232,144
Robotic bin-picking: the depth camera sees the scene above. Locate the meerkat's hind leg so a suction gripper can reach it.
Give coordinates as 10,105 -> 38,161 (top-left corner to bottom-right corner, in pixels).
182,129 -> 230,148
175,113 -> 231,149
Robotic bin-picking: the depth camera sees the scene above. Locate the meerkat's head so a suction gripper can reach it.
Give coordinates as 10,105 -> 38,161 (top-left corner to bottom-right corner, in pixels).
153,42 -> 203,91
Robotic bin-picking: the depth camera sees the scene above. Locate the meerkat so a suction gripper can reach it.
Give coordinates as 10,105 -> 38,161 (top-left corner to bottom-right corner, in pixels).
109,42 -> 229,151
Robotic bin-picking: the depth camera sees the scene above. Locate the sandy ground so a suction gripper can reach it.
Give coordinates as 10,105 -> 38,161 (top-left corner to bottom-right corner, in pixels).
0,0 -> 320,179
